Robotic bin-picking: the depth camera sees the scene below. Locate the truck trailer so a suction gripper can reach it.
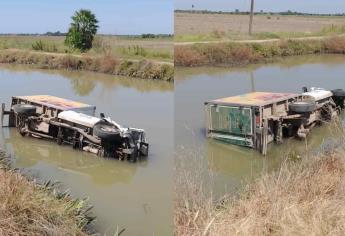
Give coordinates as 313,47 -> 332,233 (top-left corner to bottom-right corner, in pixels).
205,88 -> 345,155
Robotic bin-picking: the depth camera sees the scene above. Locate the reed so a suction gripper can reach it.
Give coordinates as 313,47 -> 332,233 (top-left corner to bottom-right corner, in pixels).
175,36 -> 345,67
0,150 -> 94,235
175,123 -> 345,235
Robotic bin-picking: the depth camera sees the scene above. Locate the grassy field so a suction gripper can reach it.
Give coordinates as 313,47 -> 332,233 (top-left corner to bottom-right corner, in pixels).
175,12 -> 345,42
0,35 -> 173,62
175,124 -> 345,235
0,150 -> 93,235
0,35 -> 174,81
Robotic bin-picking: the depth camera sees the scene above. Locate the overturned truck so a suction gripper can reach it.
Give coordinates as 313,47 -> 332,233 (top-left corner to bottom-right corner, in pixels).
205,88 -> 345,155
1,95 -> 148,162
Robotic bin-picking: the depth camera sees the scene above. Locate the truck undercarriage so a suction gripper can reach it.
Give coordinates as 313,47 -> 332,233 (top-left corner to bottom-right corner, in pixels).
1,95 -> 148,162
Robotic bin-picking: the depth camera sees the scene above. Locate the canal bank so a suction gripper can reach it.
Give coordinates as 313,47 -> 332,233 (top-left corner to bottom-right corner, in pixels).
175,137 -> 345,235
174,36 -> 345,67
0,149 -> 93,235
0,49 -> 174,81
0,64 -> 174,235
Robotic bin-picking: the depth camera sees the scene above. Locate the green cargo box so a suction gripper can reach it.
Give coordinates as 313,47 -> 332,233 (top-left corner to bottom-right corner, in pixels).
205,92 -> 300,154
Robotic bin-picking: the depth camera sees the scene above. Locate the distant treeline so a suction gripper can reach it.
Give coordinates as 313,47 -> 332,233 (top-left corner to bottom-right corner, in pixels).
175,9 -> 345,16
0,32 -> 173,38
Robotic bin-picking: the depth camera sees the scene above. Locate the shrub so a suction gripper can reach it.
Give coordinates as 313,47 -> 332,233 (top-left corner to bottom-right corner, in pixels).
174,46 -> 207,66
141,34 -> 156,39
91,36 -> 111,54
323,37 -> 345,53
98,54 -> 119,74
32,40 -> 57,52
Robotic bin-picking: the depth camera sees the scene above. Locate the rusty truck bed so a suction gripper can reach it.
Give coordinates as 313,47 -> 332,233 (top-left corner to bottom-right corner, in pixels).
13,95 -> 94,111
206,92 -> 299,107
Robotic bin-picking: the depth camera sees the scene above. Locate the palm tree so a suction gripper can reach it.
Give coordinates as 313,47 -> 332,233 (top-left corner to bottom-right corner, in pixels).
65,9 -> 99,51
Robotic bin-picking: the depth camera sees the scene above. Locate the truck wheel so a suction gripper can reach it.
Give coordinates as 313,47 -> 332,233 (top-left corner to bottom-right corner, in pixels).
140,143 -> 149,156
12,104 -> 36,115
289,101 -> 316,113
93,121 -> 120,141
332,89 -> 345,97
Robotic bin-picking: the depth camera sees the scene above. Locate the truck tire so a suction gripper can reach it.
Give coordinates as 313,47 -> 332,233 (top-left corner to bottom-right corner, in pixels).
289,101 -> 316,113
93,121 -> 120,141
12,104 -> 36,115
332,89 -> 345,97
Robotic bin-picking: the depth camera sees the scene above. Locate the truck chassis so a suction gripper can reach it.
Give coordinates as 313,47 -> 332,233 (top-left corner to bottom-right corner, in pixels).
1,95 -> 149,162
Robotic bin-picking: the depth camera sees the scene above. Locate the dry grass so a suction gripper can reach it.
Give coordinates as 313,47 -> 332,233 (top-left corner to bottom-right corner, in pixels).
175,36 -> 345,67
0,49 -> 174,81
0,35 -> 173,61
175,12 -> 345,40
175,127 -> 345,235
0,150 -> 92,236
174,148 -> 216,236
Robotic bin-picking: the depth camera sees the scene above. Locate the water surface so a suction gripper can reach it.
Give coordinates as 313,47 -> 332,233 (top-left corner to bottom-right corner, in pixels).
175,54 -> 345,196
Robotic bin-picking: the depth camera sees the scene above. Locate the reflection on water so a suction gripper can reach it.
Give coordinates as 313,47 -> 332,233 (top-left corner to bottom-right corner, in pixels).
0,64 -> 173,96
3,129 -> 143,186
0,64 -> 173,236
176,54 -> 345,197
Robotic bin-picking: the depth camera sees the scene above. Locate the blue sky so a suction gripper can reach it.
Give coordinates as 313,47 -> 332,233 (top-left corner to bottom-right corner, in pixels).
0,0 -> 173,34
175,0 -> 345,14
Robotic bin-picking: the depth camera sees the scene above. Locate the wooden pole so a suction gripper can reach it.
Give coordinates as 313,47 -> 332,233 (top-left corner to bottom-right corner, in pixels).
249,0 -> 255,35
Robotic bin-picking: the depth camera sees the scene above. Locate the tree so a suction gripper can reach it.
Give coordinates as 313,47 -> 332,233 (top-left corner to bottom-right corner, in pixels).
65,9 -> 99,52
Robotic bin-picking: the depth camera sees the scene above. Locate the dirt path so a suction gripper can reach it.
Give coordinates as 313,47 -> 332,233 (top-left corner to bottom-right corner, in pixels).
174,34 -> 345,46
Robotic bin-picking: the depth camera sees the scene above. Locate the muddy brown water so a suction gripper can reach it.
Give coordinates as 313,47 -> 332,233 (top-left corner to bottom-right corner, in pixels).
0,64 -> 173,235
175,54 -> 345,197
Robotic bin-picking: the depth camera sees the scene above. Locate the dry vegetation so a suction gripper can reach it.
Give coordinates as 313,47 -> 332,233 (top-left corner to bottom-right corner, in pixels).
175,36 -> 345,67
175,127 -> 345,235
0,35 -> 173,61
175,13 -> 345,41
0,49 -> 173,81
0,35 -> 173,81
0,150 -> 93,236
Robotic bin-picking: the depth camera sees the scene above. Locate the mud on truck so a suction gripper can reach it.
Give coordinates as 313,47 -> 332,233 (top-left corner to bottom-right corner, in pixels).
1,95 -> 149,162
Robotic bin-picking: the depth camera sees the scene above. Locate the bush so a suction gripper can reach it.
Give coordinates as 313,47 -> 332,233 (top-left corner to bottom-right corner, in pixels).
174,46 -> 207,66
323,37 -> 345,53
32,40 -> 57,52
141,34 -> 156,39
91,36 -> 111,54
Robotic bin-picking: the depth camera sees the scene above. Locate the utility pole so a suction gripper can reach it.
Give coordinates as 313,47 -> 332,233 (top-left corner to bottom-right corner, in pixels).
249,0 -> 255,35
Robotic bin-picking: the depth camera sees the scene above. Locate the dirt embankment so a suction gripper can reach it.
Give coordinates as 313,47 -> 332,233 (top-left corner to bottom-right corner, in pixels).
0,149 -> 94,235
175,36 -> 345,67
0,49 -> 174,81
